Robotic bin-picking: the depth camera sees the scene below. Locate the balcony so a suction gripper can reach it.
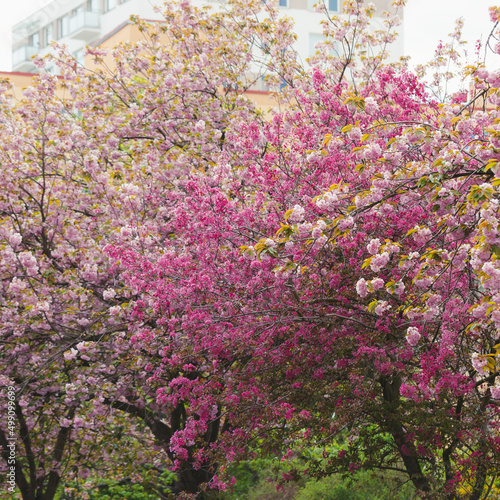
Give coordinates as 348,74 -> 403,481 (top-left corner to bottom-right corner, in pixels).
12,45 -> 38,72
68,11 -> 100,41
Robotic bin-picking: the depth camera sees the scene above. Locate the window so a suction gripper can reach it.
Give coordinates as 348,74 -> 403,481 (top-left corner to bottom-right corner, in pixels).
106,0 -> 117,11
74,49 -> 85,67
44,24 -> 54,47
87,0 -> 100,10
309,33 -> 324,56
309,0 -> 338,10
30,32 -> 40,49
328,0 -> 338,11
59,16 -> 70,37
309,33 -> 338,56
260,75 -> 270,92
278,0 -> 288,6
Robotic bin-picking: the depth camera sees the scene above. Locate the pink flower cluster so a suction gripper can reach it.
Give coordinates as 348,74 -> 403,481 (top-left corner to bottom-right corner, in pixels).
406,327 -> 421,347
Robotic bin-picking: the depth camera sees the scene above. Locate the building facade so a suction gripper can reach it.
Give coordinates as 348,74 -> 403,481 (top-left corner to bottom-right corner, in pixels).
12,0 -> 404,76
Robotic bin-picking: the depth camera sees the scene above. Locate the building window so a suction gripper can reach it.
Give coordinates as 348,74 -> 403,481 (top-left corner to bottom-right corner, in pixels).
328,0 -> 338,11
260,75 -> 269,92
59,16 -> 70,37
30,32 -> 40,49
75,49 -> 85,66
106,0 -> 117,11
309,33 -> 338,56
44,24 -> 54,47
87,0 -> 100,10
309,33 -> 324,56
278,0 -> 288,6
309,0 -> 338,10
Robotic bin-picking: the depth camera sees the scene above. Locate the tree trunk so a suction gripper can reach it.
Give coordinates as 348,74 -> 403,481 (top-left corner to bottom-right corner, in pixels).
379,376 -> 433,494
171,466 -> 213,498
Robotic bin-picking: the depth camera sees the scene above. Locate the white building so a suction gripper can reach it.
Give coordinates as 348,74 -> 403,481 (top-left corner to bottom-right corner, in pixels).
12,0 -> 404,75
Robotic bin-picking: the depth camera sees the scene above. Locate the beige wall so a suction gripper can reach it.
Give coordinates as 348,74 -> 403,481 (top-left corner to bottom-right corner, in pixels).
4,0 -> 401,106
1,17 -> 302,112
84,22 -> 156,70
0,72 -> 38,101
0,71 -> 76,101
84,21 -> 278,111
244,90 -> 280,115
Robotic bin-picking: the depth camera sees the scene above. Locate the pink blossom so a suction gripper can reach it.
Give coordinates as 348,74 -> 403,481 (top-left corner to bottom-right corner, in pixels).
488,69 -> 500,88
364,143 -> 381,160
374,301 -> 391,316
356,278 -> 368,298
120,226 -> 132,238
109,306 -> 121,316
471,353 -> 488,375
337,216 -> 354,231
413,226 -> 432,245
393,281 -> 405,296
60,418 -> 72,428
489,7 -> 500,22
315,235 -> 328,246
364,96 -> 379,113
312,226 -> 323,238
316,220 -> 327,231
289,204 -> 305,222
194,120 -> 206,132
103,288 -> 116,300
348,127 -> 362,141
476,68 -> 489,80
370,252 -> 390,272
490,386 -> 500,399
472,303 -> 489,319
76,342 -> 90,352
367,238 -> 381,255
9,232 -> 22,248
8,277 -> 27,294
19,251 -> 39,276
3,7 -> 500,493
406,327 -> 421,346
73,416 -> 84,428
63,349 -> 78,361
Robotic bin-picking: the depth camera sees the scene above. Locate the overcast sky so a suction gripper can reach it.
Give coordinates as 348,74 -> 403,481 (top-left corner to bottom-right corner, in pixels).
0,0 -> 499,72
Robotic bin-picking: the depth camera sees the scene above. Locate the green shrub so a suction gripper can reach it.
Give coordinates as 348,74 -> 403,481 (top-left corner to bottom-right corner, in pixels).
295,470 -> 414,500
220,457 -> 415,500
57,469 -> 176,500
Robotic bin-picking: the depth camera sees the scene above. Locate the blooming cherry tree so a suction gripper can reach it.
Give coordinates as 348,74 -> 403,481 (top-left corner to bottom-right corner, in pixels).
4,0 -> 500,498
114,4 -> 500,499
0,0 -> 295,496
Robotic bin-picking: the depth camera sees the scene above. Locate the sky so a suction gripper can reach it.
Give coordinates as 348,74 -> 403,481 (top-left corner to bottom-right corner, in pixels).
0,0 -> 499,72
404,0 -> 499,67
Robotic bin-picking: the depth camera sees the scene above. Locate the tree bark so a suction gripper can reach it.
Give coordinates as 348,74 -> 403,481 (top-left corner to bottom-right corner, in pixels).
106,398 -> 219,496
379,376 -> 432,494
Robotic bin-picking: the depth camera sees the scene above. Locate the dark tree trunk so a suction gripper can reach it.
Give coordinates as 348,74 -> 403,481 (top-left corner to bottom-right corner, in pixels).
379,376 -> 433,494
107,398 -> 221,498
171,466 -> 213,498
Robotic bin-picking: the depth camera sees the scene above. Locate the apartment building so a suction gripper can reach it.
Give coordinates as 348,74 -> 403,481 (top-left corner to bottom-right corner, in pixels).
12,0 -> 156,72
12,0 -> 404,75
